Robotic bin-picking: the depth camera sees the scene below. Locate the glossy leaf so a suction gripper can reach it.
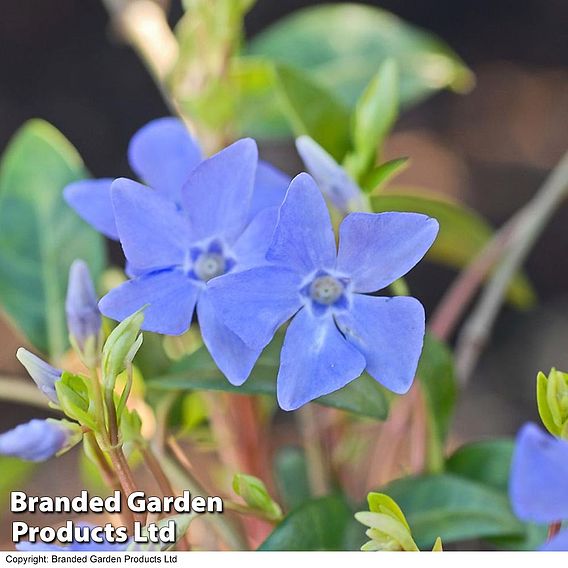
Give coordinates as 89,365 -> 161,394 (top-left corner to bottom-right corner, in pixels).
417,334 -> 456,472
0,120 -> 106,359
371,189 -> 535,309
259,495 -> 353,551
148,335 -> 389,419
383,474 -> 524,549
248,4 -> 473,111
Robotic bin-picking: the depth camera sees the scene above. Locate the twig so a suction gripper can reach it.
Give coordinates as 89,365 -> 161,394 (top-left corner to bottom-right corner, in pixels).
455,151 -> 568,384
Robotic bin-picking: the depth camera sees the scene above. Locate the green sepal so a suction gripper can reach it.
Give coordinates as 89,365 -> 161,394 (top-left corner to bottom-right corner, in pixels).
55,372 -> 97,431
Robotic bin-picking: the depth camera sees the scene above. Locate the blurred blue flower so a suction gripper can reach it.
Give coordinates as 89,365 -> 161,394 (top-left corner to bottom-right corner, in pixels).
510,423 -> 568,551
296,135 -> 364,213
0,419 -> 70,462
208,173 -> 439,410
99,139 -> 280,385
16,348 -> 61,404
66,260 -> 101,358
64,117 -> 289,240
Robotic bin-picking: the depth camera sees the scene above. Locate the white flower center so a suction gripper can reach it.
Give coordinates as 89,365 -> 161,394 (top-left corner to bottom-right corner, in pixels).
194,253 -> 226,281
309,275 -> 344,305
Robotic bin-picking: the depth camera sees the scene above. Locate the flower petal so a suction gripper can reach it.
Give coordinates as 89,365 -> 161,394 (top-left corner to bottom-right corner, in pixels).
336,212 -> 439,293
248,160 -> 290,221
182,138 -> 258,242
64,179 -> 118,239
296,135 -> 363,212
197,291 -> 262,386
541,529 -> 568,551
510,423 -> 568,524
207,266 -> 303,350
127,117 -> 202,204
0,419 -> 68,462
99,270 -> 199,335
335,295 -> 424,394
267,173 -> 336,275
232,207 -> 278,270
112,178 -> 190,271
277,308 -> 366,411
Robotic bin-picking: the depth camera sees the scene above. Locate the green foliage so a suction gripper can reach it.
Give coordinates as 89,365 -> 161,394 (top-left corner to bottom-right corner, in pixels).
371,190 -> 536,309
259,495 -> 354,551
274,65 -> 351,160
247,3 -> 473,116
0,457 -> 36,512
149,335 -> 389,420
232,473 -> 282,521
417,334 -> 457,472
56,372 -> 97,431
383,474 -> 524,549
273,447 -> 311,510
446,439 -> 514,492
345,59 -> 399,180
0,120 -> 106,359
361,157 -> 409,193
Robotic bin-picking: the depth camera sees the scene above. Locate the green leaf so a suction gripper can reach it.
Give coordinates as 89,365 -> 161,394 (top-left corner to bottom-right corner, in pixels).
361,157 -> 409,193
417,334 -> 456,472
346,59 -> 399,179
446,439 -> 514,493
445,440 -> 548,550
383,474 -> 524,549
0,120 -> 106,359
148,336 -> 389,420
274,65 -> 351,160
248,4 -> 473,112
0,457 -> 36,511
274,447 -> 311,510
371,189 -> 536,309
259,495 -> 353,551
55,372 -> 97,430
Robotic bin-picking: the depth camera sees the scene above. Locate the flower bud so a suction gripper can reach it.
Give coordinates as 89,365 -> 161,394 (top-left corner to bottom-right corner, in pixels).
65,259 -> 102,365
102,308 -> 145,390
295,135 -> 364,213
16,348 -> 61,404
0,419 -> 82,462
537,368 -> 568,438
232,473 -> 282,521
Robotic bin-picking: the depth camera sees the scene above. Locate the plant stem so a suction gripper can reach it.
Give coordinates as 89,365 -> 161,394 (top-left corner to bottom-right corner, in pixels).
455,150 -> 568,384
0,376 -> 52,409
162,437 -> 249,550
296,404 -> 330,496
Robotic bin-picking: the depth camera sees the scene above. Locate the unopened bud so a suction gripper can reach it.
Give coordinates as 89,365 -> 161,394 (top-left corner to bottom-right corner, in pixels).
537,368 -> 568,438
16,348 -> 62,404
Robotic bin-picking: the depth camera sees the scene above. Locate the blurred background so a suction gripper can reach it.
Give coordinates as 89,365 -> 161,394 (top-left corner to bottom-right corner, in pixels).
0,0 -> 567,545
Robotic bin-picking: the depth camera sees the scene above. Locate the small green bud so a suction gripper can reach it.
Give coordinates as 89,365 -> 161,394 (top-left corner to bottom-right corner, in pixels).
232,473 -> 283,522
537,368 -> 568,438
102,309 -> 145,391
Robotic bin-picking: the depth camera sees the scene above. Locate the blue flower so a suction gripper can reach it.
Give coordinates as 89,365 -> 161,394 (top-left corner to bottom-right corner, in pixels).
16,348 -> 61,404
296,135 -> 364,213
208,173 -> 439,410
64,117 -> 290,240
510,423 -> 568,551
66,260 -> 102,358
99,139 -> 281,385
0,419 -> 71,462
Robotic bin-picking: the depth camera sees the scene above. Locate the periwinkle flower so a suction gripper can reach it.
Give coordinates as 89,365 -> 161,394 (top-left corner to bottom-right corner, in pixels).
99,139 -> 279,385
296,135 -> 364,213
64,117 -> 289,240
16,348 -> 61,404
208,173 -> 439,410
0,419 -> 72,462
66,259 -> 102,361
510,423 -> 568,551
